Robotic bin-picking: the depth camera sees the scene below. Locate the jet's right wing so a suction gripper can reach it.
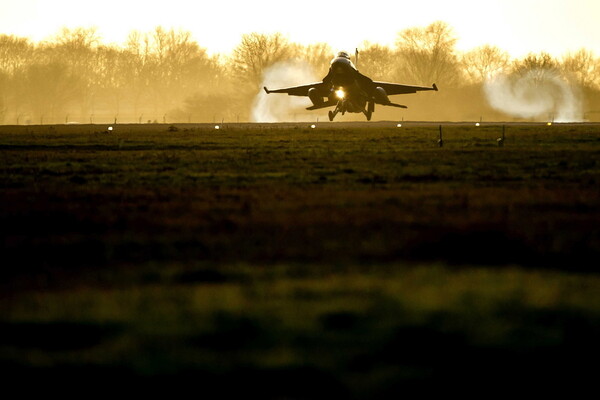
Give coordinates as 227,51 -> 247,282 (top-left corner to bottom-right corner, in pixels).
264,82 -> 329,97
306,99 -> 338,110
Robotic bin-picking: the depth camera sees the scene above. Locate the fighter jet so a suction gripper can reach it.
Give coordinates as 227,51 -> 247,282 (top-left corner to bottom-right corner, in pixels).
263,50 -> 438,121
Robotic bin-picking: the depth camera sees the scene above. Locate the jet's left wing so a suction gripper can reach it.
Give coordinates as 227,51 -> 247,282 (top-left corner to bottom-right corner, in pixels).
372,81 -> 438,96
264,82 -> 329,97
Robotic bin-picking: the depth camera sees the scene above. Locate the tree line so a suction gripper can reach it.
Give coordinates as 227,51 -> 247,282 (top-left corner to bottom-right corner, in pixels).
1,21 -> 599,124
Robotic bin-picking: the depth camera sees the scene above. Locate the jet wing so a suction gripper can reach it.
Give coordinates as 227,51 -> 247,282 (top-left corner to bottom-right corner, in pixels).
264,82 -> 329,97
372,81 -> 438,96
306,99 -> 337,110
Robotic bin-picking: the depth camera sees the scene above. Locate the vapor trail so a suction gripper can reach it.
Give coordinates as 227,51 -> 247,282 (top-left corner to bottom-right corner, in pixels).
484,70 -> 583,122
251,61 -> 319,122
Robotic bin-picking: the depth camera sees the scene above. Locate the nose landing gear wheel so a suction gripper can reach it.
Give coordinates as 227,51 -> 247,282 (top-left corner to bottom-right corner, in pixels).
328,110 -> 335,121
365,101 -> 374,121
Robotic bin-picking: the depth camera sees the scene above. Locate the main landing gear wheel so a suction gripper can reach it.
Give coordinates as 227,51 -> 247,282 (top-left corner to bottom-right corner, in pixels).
366,111 -> 372,121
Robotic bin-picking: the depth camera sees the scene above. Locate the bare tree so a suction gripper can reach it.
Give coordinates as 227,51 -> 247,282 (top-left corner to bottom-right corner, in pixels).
122,30 -> 158,118
394,21 -> 460,86
561,49 -> 599,89
0,71 -> 7,123
16,62 -> 82,122
8,23 -> 599,123
158,28 -> 219,96
461,45 -> 510,83
0,35 -> 33,122
91,46 -> 131,118
45,27 -> 102,117
51,27 -> 100,49
0,35 -> 34,75
231,32 -> 295,89
357,42 -> 396,80
511,52 -> 559,83
299,42 -> 334,76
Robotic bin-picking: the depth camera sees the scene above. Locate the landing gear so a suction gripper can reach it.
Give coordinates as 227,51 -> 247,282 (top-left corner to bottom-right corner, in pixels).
329,101 -> 342,121
363,101 -> 374,121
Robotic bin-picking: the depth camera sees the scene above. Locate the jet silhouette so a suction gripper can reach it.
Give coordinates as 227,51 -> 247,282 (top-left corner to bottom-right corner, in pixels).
264,50 -> 438,121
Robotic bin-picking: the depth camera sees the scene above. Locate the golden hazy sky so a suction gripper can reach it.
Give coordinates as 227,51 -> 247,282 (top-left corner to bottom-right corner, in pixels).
1,0 -> 599,56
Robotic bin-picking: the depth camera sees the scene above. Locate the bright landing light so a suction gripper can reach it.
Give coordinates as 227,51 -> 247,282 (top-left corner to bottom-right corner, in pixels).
335,89 -> 345,100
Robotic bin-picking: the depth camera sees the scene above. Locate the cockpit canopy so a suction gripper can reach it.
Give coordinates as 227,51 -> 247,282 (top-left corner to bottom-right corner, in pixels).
330,51 -> 356,70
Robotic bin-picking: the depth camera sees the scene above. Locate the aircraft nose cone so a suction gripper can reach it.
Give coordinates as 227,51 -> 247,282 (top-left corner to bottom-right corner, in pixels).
332,57 -> 352,67
332,59 -> 351,74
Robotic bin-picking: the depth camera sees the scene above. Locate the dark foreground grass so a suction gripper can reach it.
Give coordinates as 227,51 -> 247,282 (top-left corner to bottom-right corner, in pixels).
1,123 -> 600,396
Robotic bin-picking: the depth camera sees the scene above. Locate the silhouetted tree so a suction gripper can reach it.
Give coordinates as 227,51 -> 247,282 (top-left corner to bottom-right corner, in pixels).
395,21 -> 461,86
44,27 -> 101,117
2,24 -> 600,123
0,35 -> 33,74
231,32 -> 295,90
300,42 -> 334,77
91,46 -> 130,118
561,49 -> 599,89
158,28 -> 222,101
122,30 -> 159,118
358,42 -> 396,80
51,27 -> 100,49
511,52 -> 559,84
15,62 -> 82,122
120,27 -> 224,119
0,71 -> 7,123
462,45 -> 510,83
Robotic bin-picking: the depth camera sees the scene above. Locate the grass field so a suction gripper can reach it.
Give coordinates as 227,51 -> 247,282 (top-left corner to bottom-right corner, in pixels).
1,122 -> 600,396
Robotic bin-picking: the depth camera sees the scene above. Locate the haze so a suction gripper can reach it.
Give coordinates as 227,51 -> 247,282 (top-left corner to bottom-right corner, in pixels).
1,0 -> 599,57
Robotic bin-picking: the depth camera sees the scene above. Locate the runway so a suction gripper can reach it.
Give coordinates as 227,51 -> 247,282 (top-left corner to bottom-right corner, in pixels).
2,120 -> 600,134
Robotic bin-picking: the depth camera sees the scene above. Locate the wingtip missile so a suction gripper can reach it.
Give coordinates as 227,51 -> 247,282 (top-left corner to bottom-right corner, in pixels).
263,86 -> 271,94
432,83 -> 438,91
